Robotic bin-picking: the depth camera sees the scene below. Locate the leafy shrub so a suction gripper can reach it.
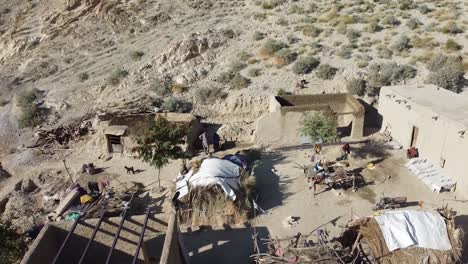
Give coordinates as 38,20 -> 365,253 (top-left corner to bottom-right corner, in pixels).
367,62 -> 417,89
161,97 -> 192,113
390,35 -> 412,52
108,68 -> 129,86
253,31 -> 265,41
301,112 -> 337,143
248,68 -> 262,77
221,28 -> 235,39
381,15 -> 400,26
406,18 -> 421,29
336,22 -> 347,34
356,61 -> 369,68
0,224 -> 27,264
262,0 -> 286,9
399,0 -> 415,10
217,70 -> 235,84
441,21 -> 463,34
237,51 -> 252,61
17,88 -> 45,127
78,72 -> 89,82
445,39 -> 462,51
292,55 -> 320,74
316,64 -> 338,80
376,45 -> 393,59
151,78 -> 172,96
346,29 -> 361,42
230,74 -> 251,89
195,87 -> 227,104
426,54 -> 464,92
337,45 -> 353,59
259,39 -> 288,57
302,25 -> 322,37
367,20 -> 382,32
230,61 -> 247,72
130,50 -> 145,61
418,4 -> 431,14
346,78 -> 367,96
273,49 -> 297,67
277,88 -> 292,96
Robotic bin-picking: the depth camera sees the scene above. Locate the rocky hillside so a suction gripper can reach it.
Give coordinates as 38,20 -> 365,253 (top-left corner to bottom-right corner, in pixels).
0,0 -> 467,153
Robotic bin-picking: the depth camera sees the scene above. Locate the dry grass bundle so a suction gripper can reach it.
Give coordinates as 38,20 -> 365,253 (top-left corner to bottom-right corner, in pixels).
357,209 -> 463,264
178,168 -> 255,228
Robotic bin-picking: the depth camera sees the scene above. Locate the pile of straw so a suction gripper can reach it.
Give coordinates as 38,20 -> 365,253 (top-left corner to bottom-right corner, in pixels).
177,168 -> 255,227
356,208 -> 463,264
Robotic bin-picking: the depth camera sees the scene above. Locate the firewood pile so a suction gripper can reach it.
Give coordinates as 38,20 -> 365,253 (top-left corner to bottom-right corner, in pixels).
29,118 -> 93,149
252,230 -> 365,264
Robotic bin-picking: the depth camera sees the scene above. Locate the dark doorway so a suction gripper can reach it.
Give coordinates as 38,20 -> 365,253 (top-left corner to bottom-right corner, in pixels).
410,126 -> 419,147
107,135 -> 122,153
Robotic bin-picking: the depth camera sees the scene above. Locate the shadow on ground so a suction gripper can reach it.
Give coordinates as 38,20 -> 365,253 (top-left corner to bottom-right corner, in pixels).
253,152 -> 294,211
352,141 -> 393,160
182,226 -> 270,264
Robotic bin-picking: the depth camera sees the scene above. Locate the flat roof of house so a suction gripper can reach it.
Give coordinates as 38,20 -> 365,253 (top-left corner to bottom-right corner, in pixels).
381,84 -> 468,129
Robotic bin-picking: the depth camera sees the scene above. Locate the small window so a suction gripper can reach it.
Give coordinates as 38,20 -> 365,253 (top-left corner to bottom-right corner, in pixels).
440,158 -> 446,168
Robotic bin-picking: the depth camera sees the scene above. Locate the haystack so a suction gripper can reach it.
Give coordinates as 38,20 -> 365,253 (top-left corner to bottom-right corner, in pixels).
348,208 -> 463,264
175,158 -> 255,228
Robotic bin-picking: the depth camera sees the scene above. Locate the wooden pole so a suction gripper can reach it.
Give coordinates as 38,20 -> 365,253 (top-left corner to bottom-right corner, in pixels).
62,159 -> 74,184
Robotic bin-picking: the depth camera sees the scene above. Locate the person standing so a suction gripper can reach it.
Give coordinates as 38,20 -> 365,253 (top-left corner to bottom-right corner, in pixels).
213,132 -> 220,152
199,132 -> 209,154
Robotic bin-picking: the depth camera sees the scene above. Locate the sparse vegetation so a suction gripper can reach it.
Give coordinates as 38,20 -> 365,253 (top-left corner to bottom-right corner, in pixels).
130,50 -> 145,61
301,112 -> 337,143
248,68 -> 262,77
346,29 -> 361,42
108,68 -> 129,86
195,87 -> 228,104
78,72 -> 89,82
441,21 -> 463,34
0,224 -> 28,264
427,54 -> 465,92
273,49 -> 297,67
445,39 -> 462,51
277,88 -> 292,96
381,15 -> 400,26
230,74 -> 251,89
367,62 -> 417,90
406,18 -> 421,30
347,78 -> 367,96
302,25 -> 323,37
316,64 -> 338,80
337,45 -> 353,59
151,78 -> 172,96
161,97 -> 192,113
253,31 -> 265,41
259,39 -> 288,57
390,36 -> 412,52
292,55 -> 320,74
17,88 -> 45,127
418,4 -> 431,14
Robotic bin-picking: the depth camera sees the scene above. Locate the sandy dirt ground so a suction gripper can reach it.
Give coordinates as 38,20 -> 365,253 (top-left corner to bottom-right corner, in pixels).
163,141 -> 468,264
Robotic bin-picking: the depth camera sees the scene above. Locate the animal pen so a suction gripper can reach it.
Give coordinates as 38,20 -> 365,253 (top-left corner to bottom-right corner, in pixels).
252,208 -> 463,264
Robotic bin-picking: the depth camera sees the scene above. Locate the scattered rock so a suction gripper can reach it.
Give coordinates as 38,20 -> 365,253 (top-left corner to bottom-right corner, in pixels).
21,178 -> 38,193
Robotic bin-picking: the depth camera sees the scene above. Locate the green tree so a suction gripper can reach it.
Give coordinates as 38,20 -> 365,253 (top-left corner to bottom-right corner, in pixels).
301,112 -> 337,143
133,117 -> 188,191
0,224 -> 27,263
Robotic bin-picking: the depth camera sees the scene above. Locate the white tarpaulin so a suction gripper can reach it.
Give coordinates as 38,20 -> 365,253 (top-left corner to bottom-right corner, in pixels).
175,158 -> 241,200
405,157 -> 456,192
375,210 -> 452,252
